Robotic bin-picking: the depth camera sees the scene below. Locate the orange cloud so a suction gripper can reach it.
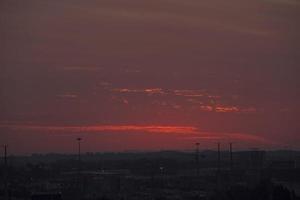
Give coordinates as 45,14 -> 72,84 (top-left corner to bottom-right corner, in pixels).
0,122 -> 273,144
112,88 -> 259,114
113,88 -> 165,95
215,106 -> 239,113
0,124 -> 198,135
183,132 -> 274,144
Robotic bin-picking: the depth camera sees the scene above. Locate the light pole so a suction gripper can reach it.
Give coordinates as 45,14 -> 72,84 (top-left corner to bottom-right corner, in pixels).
229,143 -> 233,171
3,145 -> 8,200
217,142 -> 221,173
76,137 -> 82,197
77,138 -> 82,174
3,145 -> 7,166
217,142 -> 221,189
195,142 -> 200,176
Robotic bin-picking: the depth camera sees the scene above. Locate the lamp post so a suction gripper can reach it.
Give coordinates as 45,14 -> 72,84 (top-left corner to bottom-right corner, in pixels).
76,138 -> 82,174
195,142 -> 200,176
3,145 -> 7,166
3,145 -> 8,200
76,138 -> 82,198
217,143 -> 221,173
229,143 -> 233,171
217,143 -> 221,190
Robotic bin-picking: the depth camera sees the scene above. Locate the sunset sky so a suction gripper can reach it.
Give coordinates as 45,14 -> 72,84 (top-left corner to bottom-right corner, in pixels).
1,0 -> 300,154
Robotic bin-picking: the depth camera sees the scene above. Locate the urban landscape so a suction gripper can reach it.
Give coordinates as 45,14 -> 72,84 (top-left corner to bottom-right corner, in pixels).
1,0 -> 300,199
1,144 -> 300,199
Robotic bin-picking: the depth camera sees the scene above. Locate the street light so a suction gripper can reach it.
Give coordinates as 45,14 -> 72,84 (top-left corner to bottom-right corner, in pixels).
3,145 -> 8,200
195,142 -> 200,176
76,138 -> 82,194
76,138 -> 82,173
230,143 -> 233,171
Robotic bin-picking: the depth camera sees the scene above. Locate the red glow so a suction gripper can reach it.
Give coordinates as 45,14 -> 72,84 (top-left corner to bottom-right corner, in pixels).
0,123 -> 272,144
1,124 -> 198,135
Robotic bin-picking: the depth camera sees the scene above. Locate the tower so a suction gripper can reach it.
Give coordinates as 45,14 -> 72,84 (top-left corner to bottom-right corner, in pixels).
217,142 -> 221,172
230,143 -> 233,170
195,142 -> 200,176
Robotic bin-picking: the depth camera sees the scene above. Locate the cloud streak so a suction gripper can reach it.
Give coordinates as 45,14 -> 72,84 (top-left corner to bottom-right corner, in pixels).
0,124 -> 198,135
0,123 -> 273,144
0,0 -> 299,153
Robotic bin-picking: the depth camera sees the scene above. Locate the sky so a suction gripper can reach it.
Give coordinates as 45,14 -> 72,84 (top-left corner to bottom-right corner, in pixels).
0,0 -> 300,154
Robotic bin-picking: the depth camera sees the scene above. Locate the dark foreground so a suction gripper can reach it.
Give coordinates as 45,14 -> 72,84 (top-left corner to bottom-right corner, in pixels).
1,150 -> 300,200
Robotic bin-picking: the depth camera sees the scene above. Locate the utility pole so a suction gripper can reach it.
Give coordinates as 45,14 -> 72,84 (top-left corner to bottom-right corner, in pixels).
217,143 -> 221,172
217,143 -> 221,190
230,143 -> 233,171
4,145 -> 7,167
77,138 -> 81,167
76,137 -> 82,196
77,138 -> 82,175
195,142 -> 200,176
4,145 -> 8,200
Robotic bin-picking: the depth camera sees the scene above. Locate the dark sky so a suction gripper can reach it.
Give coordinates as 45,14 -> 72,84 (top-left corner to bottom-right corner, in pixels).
1,0 -> 300,154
